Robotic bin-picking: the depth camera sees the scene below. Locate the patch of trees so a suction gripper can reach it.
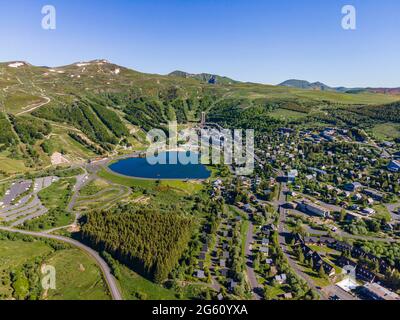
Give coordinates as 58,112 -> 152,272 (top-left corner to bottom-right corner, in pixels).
353,102 -> 400,123
275,99 -> 313,114
101,251 -> 122,280
208,99 -> 282,133
10,115 -> 51,144
78,103 -> 118,148
357,241 -> 400,270
10,262 -> 41,300
0,112 -> 17,150
124,97 -> 167,131
33,102 -> 117,151
68,132 -> 104,155
90,102 -> 129,138
313,108 -> 376,128
194,95 -> 217,119
80,206 -> 194,283
168,99 -> 189,123
321,102 -> 400,128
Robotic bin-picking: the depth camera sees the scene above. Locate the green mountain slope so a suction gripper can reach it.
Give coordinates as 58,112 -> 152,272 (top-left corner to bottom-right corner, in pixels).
168,70 -> 238,85
0,59 -> 399,177
279,79 -> 333,91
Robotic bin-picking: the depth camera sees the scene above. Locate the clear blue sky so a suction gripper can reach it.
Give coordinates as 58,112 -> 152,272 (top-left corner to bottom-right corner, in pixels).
0,0 -> 399,87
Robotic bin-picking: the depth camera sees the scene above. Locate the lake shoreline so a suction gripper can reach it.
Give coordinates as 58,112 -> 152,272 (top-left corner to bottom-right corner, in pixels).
105,151 -> 212,181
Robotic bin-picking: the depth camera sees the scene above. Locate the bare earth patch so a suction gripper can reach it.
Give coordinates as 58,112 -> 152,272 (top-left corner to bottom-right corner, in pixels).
51,152 -> 70,165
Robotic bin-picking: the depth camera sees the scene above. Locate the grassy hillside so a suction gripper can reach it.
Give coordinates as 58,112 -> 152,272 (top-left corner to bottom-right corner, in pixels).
0,59 -> 399,177
45,248 -> 111,300
0,232 -> 110,300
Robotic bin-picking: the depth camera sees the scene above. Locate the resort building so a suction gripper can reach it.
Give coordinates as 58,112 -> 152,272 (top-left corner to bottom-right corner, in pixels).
297,200 -> 331,218
360,283 -> 400,301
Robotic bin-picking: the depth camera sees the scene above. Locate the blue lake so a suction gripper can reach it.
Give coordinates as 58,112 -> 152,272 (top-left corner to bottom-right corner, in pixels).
108,152 -> 211,180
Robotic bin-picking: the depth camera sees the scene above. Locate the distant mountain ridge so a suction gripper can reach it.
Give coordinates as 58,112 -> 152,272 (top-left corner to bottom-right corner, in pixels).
278,79 -> 400,95
168,70 -> 238,85
278,79 -> 332,91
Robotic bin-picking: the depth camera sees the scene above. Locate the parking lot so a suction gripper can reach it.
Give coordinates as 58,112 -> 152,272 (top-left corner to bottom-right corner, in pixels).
0,180 -> 32,208
0,177 -> 59,227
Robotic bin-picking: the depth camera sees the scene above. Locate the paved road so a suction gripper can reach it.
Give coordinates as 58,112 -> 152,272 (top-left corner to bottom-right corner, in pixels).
244,221 -> 263,300
385,202 -> 400,222
208,229 -> 223,293
323,285 -> 359,301
0,226 -> 123,301
271,182 -> 328,300
68,173 -> 91,211
277,206 -> 328,300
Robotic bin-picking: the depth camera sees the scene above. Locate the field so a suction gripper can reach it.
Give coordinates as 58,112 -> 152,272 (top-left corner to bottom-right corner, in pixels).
4,92 -> 46,114
45,248 -> 111,300
38,178 -> 75,210
22,178 -> 75,231
118,264 -> 179,300
0,240 -> 52,298
371,123 -> 400,141
269,108 -> 308,120
226,82 -> 399,105
98,167 -> 204,194
0,151 -> 28,175
98,168 -> 157,188
79,179 -> 111,197
74,187 -> 127,212
0,238 -> 110,300
372,204 -> 392,222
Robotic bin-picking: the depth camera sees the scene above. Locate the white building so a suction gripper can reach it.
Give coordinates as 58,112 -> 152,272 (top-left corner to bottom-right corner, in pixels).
298,200 -> 331,218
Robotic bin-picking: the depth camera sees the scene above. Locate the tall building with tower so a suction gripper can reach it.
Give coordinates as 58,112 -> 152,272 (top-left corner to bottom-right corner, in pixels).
201,112 -> 206,126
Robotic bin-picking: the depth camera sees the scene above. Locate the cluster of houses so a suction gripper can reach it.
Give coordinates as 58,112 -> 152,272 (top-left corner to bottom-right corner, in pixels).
294,234 -> 400,299
288,181 -> 387,220
334,243 -> 390,282
195,208 -> 247,296
259,224 -> 289,288
210,179 -> 226,200
257,125 -> 398,198
343,182 -> 386,202
297,128 -> 351,144
294,234 -> 336,277
195,241 -> 210,280
236,201 -> 257,215
295,234 -> 400,300
258,224 -> 274,257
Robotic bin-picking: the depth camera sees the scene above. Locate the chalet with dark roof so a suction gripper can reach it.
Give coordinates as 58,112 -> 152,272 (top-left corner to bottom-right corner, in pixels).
335,241 -> 353,252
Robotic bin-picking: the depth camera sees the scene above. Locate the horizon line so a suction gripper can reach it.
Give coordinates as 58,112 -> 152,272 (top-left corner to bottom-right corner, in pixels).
2,59 -> 400,90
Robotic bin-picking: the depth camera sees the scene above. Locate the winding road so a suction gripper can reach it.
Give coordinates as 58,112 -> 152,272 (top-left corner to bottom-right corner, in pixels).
0,166 -> 124,300
0,226 -> 123,300
16,96 -> 51,116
